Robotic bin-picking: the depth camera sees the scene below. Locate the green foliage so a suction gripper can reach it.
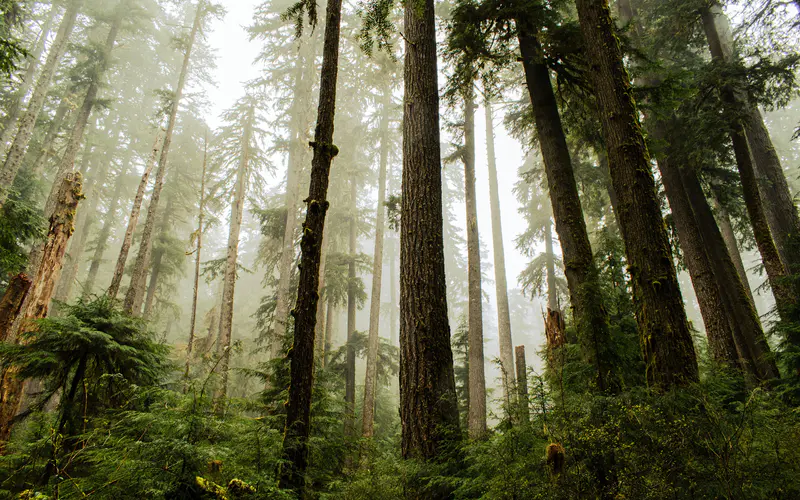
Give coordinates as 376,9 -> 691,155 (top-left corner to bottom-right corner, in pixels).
0,170 -> 45,287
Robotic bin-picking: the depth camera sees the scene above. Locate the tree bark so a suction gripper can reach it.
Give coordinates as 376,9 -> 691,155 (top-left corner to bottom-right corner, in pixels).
279,0 -> 344,488
517,19 -> 619,391
0,274 -> 31,343
142,196 -> 175,317
215,110 -> 252,406
463,88 -> 487,439
108,129 -> 161,299
0,173 -> 83,448
484,96 -> 515,405
711,191 -> 754,305
184,132 -> 208,392
123,1 -> 203,315
575,0 -> 698,388
399,0 -> 460,460
0,0 -> 82,208
362,84 -> 391,438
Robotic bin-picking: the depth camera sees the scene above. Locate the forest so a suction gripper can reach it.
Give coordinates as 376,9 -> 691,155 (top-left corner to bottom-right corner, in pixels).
0,0 -> 798,498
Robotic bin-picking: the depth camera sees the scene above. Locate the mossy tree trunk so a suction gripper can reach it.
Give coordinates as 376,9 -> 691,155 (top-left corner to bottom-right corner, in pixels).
575,0 -> 698,388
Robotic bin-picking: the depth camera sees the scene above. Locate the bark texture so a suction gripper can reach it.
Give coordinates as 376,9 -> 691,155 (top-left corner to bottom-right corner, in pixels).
515,345 -> 529,424
362,85 -> 390,438
0,274 -> 31,343
0,173 -> 82,447
517,19 -> 619,391
399,0 -> 460,460
279,0 -> 343,489
464,89 -> 487,439
575,0 -> 698,388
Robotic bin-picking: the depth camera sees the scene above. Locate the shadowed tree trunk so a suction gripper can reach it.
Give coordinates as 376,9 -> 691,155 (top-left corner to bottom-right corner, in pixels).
123,0 -> 203,315
575,0 -> 698,388
711,191 -> 754,305
0,274 -> 31,343
215,109 -> 252,407
0,173 -> 83,449
463,88 -> 487,439
362,84 -> 390,438
108,129 -> 161,299
484,95 -> 515,405
515,346 -> 529,424
0,0 -> 82,208
399,0 -> 460,460
517,16 -> 619,391
184,132 -> 208,392
279,0 -> 344,488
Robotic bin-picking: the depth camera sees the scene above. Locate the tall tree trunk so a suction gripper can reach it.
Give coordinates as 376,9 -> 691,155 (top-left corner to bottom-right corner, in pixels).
0,0 -> 82,207
323,297 -> 335,367
123,1 -> 203,315
515,345 -> 529,424
544,218 -> 558,312
272,34 -> 316,355
399,0 -> 460,460
0,173 -> 83,449
463,88 -> 487,439
654,128 -> 740,368
108,129 -> 161,299
29,94 -> 71,178
344,175 -> 357,438
575,0 -> 698,388
0,5 -> 57,151
184,132 -> 208,392
517,19 -> 619,391
215,111 -> 252,406
142,197 -> 174,317
484,96 -> 515,404
83,155 -> 132,297
314,223 -> 329,358
701,6 -> 796,320
711,191 -> 754,304
362,85 -> 390,438
279,0 -> 344,488
0,274 -> 31,343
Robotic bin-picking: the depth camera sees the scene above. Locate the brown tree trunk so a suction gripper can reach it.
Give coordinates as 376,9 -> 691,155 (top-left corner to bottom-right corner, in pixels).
711,191 -> 754,305
575,0 -> 698,388
215,111 -> 252,407
184,132 -> 208,392
463,88 -> 487,439
517,20 -> 619,391
0,173 -> 83,448
344,175 -> 357,438
0,274 -> 31,342
279,0 -> 344,487
399,0 -> 460,460
484,96 -> 515,405
0,0 -> 82,207
362,85 -> 390,438
515,345 -> 529,425
108,129 -> 161,299
123,1 -> 203,315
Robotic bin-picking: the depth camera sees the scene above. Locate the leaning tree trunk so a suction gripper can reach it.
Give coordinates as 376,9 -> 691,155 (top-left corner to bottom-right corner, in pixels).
701,6 -> 796,320
575,0 -> 698,388
83,155 -> 132,297
184,132 -> 208,392
0,5 -> 56,151
123,1 -> 203,315
0,173 -> 83,449
463,88 -> 487,439
0,0 -> 82,208
711,190 -> 754,305
278,0 -> 343,488
272,34 -> 317,356
362,84 -> 391,438
517,19 -> 619,392
215,112 -> 252,407
484,96 -> 515,405
344,175 -> 357,438
399,0 -> 460,460
108,129 -> 161,299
